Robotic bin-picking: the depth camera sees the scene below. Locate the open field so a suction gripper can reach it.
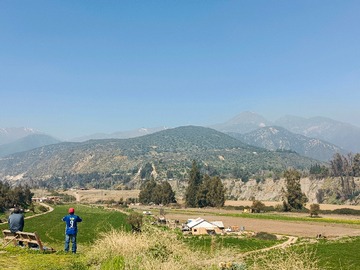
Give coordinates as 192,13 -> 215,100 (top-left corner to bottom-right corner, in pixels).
2,203 -> 360,269
32,188 -> 140,203
36,188 -> 360,211
131,205 -> 360,238
31,189 -> 360,239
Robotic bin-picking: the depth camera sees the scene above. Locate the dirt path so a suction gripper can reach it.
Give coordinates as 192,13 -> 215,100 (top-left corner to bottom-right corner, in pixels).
240,236 -> 298,257
25,203 -> 54,220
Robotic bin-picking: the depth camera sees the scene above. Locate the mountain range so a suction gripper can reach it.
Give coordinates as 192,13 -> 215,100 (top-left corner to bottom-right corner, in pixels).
0,111 -> 359,167
210,112 -> 360,153
228,126 -> 346,161
0,125 -> 316,187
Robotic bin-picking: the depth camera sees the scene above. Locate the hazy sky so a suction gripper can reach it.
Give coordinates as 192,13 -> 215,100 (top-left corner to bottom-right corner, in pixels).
1,1 -> 359,140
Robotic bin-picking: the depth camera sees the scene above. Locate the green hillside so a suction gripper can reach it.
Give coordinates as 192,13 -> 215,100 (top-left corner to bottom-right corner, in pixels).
0,126 -> 317,188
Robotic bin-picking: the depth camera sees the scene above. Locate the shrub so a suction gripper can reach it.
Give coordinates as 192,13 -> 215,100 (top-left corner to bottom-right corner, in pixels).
126,211 -> 143,232
309,204 -> 320,217
38,205 -> 49,213
253,232 -> 277,241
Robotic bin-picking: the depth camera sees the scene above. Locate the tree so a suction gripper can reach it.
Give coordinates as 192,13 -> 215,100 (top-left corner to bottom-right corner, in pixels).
196,175 -> 211,208
251,200 -> 266,213
329,153 -> 356,200
309,164 -> 329,179
283,169 -> 308,211
185,160 -> 202,207
140,162 -> 153,180
138,179 -> 176,205
309,203 -> 320,217
159,181 -> 176,205
353,153 -> 360,177
206,176 -> 225,207
126,212 -> 143,232
139,179 -> 157,204
0,182 -> 33,212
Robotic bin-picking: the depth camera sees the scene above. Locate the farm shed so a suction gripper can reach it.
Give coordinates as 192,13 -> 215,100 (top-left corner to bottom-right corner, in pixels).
186,218 -> 224,235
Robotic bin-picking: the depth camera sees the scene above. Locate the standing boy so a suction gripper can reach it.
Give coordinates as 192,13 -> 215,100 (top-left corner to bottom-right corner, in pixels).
62,207 -> 82,254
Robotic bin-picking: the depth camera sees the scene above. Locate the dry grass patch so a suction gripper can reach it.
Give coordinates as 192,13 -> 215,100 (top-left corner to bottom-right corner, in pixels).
85,224 -> 223,269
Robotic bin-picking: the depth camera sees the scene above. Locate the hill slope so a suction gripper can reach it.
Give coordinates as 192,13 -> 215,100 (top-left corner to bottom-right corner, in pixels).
0,126 -> 317,187
229,126 -> 346,162
0,134 -> 61,157
275,115 -> 360,152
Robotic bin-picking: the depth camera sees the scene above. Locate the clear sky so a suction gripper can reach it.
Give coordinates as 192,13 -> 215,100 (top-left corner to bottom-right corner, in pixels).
1,1 -> 359,140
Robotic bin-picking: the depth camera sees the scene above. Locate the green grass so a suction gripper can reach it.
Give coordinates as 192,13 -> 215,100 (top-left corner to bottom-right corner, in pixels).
0,204 -> 131,250
313,237 -> 360,270
0,246 -> 88,270
2,204 -> 360,269
182,235 -> 283,253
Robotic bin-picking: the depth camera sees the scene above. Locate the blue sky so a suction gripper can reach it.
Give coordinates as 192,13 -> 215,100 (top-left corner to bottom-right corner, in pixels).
1,1 -> 359,140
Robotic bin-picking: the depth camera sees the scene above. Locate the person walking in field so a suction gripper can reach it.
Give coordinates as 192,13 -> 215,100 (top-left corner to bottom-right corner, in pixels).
62,207 -> 82,254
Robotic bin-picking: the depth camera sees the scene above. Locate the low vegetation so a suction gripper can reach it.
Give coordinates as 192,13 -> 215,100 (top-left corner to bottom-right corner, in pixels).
1,203 -> 360,269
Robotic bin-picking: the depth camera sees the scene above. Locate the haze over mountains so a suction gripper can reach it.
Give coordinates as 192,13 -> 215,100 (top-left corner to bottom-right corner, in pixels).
0,111 -> 359,161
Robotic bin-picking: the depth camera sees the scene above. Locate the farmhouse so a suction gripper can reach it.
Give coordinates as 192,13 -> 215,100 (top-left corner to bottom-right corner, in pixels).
184,217 -> 224,235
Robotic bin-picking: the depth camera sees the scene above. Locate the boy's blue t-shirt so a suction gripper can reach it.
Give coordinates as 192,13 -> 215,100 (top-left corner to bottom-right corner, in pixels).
62,214 -> 82,235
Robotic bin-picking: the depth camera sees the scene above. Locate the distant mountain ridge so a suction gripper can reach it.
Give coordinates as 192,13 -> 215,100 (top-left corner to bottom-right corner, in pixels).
210,111 -> 272,134
274,115 -> 360,152
210,111 -> 360,153
71,127 -> 168,142
0,126 -> 316,187
0,134 -> 61,157
2,111 -> 359,159
229,126 -> 346,162
0,127 -> 40,145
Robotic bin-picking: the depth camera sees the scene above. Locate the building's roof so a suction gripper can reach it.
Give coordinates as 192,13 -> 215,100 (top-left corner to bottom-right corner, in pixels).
187,217 -> 224,229
211,221 -> 225,229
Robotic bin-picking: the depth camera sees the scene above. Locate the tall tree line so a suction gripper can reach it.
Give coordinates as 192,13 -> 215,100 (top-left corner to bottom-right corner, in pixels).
0,181 -> 33,212
138,178 -> 176,205
185,160 -> 225,208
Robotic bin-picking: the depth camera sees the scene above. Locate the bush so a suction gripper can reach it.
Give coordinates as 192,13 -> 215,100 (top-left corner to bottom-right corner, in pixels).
332,208 -> 360,215
126,212 -> 143,232
38,205 -> 49,213
309,204 -> 320,217
253,232 -> 277,241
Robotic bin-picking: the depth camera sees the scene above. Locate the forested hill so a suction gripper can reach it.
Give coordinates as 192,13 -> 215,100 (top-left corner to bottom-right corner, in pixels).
0,126 -> 317,187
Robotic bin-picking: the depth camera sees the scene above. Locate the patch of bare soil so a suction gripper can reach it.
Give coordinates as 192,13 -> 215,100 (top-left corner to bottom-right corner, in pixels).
63,189 -> 140,203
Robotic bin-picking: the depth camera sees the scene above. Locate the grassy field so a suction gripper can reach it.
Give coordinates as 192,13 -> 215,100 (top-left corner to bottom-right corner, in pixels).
313,237 -> 360,270
0,204 -> 131,250
183,234 -> 282,253
1,204 -> 360,269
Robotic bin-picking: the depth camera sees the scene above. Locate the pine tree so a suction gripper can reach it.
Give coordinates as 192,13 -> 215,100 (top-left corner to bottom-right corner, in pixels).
283,169 -> 308,211
207,176 -> 225,207
353,153 -> 360,177
138,178 -> 157,204
160,181 -> 176,205
196,174 -> 211,208
185,160 -> 202,207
